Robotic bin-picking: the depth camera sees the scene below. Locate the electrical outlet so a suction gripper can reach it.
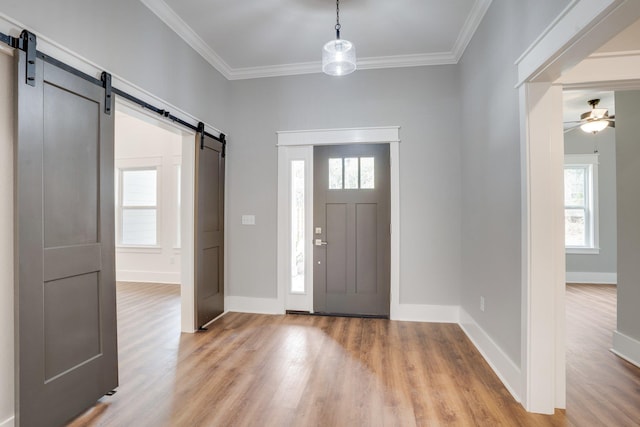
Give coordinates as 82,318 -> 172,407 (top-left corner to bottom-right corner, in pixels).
480,296 -> 485,312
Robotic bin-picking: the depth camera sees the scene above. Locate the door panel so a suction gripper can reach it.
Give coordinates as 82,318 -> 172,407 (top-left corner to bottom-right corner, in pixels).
44,273 -> 101,380
195,133 -> 225,327
314,144 -> 390,316
356,203 -> 377,294
15,51 -> 117,427
326,204 -> 347,293
43,82 -> 99,247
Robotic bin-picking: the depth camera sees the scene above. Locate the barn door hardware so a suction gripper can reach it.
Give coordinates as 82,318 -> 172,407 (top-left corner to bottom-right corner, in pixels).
101,72 -> 112,115
220,133 -> 226,158
0,28 -> 227,144
198,122 -> 205,150
10,30 -> 38,86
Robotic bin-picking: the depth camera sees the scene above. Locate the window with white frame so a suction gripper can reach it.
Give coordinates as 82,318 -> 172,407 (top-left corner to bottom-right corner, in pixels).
290,160 -> 305,293
564,154 -> 599,253
175,164 -> 181,248
118,167 -> 159,246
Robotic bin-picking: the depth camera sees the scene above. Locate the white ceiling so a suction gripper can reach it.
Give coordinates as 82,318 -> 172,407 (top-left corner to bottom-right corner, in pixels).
141,0 -> 492,80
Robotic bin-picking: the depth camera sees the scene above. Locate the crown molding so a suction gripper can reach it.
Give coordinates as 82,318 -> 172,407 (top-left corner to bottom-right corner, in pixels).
357,52 -> 459,70
229,61 -> 321,80
228,52 -> 458,81
140,0 -> 233,79
452,0 -> 493,61
141,0 -> 491,81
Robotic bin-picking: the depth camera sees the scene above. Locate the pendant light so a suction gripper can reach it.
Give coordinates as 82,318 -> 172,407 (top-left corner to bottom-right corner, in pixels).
322,0 -> 356,76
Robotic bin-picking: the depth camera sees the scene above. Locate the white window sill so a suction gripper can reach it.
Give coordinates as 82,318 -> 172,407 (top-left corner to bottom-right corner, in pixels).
566,247 -> 600,255
116,245 -> 162,254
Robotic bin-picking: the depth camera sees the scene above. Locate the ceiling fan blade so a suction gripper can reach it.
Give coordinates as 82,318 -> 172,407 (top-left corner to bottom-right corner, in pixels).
564,124 -> 581,133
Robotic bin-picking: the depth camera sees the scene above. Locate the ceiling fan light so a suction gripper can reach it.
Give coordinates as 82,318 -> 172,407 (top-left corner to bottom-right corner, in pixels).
580,119 -> 609,134
322,39 -> 356,76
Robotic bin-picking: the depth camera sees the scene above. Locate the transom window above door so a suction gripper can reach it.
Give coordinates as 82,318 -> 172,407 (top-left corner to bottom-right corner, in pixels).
328,157 -> 375,190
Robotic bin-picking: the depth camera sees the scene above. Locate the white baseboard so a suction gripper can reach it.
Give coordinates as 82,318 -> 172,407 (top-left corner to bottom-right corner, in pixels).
225,296 -> 284,315
565,271 -> 617,284
459,309 -> 522,403
116,270 -> 180,284
0,416 -> 14,427
611,330 -> 640,368
390,303 -> 460,323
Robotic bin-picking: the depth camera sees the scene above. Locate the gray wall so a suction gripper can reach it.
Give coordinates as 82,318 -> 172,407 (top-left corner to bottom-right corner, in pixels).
615,90 -> 640,341
227,66 -> 462,303
459,0 -> 571,363
564,128 -> 617,276
0,0 -> 231,129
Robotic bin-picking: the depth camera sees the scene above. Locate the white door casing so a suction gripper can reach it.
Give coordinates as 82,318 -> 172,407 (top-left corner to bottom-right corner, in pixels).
276,127 -> 400,316
516,0 -> 640,414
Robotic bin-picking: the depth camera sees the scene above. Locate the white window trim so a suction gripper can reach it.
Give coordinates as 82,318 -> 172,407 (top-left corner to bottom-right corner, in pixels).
283,150 -> 313,308
172,156 -> 182,250
564,154 -> 600,254
116,157 -> 163,249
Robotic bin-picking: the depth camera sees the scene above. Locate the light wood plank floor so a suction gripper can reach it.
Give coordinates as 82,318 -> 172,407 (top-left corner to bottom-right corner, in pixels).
67,282 -> 640,426
565,283 -> 640,426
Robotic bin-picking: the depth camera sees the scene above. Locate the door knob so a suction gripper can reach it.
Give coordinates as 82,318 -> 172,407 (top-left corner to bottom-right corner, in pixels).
314,239 -> 328,246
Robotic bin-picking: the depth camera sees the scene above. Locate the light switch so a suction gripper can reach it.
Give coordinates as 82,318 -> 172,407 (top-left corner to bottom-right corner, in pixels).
241,215 -> 256,225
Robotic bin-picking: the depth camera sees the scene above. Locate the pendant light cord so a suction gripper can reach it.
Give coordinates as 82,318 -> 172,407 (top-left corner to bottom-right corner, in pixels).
335,0 -> 341,39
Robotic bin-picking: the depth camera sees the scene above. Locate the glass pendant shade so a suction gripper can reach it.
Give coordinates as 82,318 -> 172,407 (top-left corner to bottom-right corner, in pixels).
580,120 -> 608,134
322,39 -> 356,76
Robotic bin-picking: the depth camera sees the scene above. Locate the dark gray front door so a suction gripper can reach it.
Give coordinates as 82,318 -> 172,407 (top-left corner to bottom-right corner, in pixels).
313,144 -> 390,316
15,51 -> 118,427
195,132 -> 225,327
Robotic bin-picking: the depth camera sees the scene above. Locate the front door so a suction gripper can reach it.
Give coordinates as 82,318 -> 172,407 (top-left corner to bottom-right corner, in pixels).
194,131 -> 225,328
15,50 -> 118,427
313,144 -> 390,316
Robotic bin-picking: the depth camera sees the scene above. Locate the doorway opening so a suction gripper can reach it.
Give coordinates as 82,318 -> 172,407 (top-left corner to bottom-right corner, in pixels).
517,1 -> 640,413
114,99 -> 197,333
276,127 -> 400,316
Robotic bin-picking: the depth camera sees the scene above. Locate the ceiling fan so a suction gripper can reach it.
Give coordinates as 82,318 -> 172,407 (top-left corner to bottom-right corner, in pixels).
564,99 -> 615,134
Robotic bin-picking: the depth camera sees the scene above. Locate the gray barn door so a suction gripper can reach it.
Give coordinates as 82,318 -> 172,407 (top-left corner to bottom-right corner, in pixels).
314,144 -> 390,316
195,132 -> 225,328
15,51 -> 118,426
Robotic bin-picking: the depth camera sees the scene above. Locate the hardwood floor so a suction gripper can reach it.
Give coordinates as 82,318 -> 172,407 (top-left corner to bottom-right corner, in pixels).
565,283 -> 640,426
67,282 -> 639,426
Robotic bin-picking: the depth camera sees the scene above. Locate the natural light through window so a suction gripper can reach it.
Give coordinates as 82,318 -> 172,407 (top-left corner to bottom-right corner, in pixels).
344,157 -> 359,189
564,154 -> 599,253
360,157 -> 374,189
176,164 -> 181,248
329,158 -> 342,189
328,157 -> 375,190
291,160 -> 305,293
119,168 -> 158,246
